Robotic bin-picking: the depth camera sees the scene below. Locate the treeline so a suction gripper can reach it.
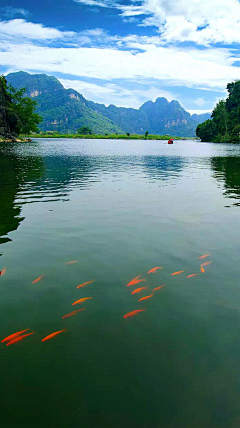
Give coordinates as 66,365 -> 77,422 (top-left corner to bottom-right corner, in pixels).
23,131 -> 185,140
196,80 -> 240,143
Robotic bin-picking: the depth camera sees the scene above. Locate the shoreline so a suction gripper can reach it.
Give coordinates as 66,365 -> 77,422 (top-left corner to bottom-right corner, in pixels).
21,134 -> 194,140
0,138 -> 32,143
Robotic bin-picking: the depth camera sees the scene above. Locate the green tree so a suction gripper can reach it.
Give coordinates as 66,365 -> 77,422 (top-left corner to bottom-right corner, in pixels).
1,76 -> 42,135
145,131 -> 149,137
126,132 -> 130,136
211,100 -> 228,135
196,119 -> 217,142
77,126 -> 92,135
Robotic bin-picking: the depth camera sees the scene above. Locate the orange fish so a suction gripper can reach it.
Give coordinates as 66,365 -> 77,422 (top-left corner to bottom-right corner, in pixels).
42,329 -> 66,342
187,274 -> 199,278
72,297 -> 93,306
123,309 -> 145,319
131,286 -> 148,294
139,294 -> 154,301
0,267 -> 6,276
7,332 -> 35,346
201,261 -> 213,267
153,285 -> 166,291
32,275 -> 44,284
1,329 -> 29,343
201,266 -> 205,273
171,270 -> 184,276
148,267 -> 162,274
62,309 -> 86,319
64,261 -> 78,265
198,254 -> 210,259
76,279 -> 95,289
127,275 -> 146,286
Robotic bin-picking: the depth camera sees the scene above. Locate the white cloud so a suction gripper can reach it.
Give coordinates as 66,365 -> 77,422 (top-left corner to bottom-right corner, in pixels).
1,41 -> 240,92
74,0 -> 118,8
1,7 -> 30,18
76,0 -> 240,45
0,19 -> 74,41
188,109 -> 211,115
194,98 -> 206,106
59,78 -> 174,107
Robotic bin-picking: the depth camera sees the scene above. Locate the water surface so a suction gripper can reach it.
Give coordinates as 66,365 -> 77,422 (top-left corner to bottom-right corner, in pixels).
1,139 -> 240,428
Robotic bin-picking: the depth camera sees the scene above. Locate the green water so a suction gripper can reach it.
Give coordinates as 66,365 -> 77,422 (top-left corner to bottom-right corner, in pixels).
1,139 -> 240,427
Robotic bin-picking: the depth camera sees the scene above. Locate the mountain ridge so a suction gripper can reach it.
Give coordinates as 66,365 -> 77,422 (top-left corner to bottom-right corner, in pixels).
6,72 -> 210,136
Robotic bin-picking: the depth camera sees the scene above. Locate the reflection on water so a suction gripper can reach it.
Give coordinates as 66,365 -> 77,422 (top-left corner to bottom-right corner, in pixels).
1,140 -> 240,428
143,155 -> 185,181
211,157 -> 240,205
0,144 -> 44,244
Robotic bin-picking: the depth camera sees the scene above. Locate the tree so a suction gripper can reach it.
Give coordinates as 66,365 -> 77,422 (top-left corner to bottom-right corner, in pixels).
196,119 -> 217,142
145,131 -> 149,137
77,126 -> 92,135
126,132 -> 130,136
211,100 -> 228,135
0,76 -> 42,136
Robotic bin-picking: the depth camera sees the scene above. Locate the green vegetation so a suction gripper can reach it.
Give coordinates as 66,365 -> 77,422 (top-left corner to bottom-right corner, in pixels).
6,72 -> 211,138
22,131 -> 187,140
77,126 -> 92,135
0,75 -> 41,140
196,80 -> 240,142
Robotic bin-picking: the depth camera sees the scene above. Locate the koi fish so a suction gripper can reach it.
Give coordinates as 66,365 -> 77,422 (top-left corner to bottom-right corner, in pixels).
201,266 -> 205,273
139,294 -> 154,301
201,261 -> 213,267
32,275 -> 44,284
187,274 -> 199,278
131,287 -> 148,294
123,309 -> 145,319
64,261 -> 78,265
42,329 -> 67,342
62,309 -> 86,319
127,275 -> 146,286
72,297 -> 93,306
171,270 -> 184,276
7,332 -> 35,346
0,267 -> 6,276
148,267 -> 162,274
76,280 -> 95,289
1,329 -> 29,343
198,254 -> 210,259
153,285 -> 166,291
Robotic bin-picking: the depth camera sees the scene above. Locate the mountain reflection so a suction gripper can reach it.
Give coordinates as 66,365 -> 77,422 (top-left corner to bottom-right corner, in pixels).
142,156 -> 184,180
0,146 -> 185,248
211,157 -> 240,205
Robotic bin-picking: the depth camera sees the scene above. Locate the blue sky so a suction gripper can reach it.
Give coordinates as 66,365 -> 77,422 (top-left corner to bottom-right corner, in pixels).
1,0 -> 240,113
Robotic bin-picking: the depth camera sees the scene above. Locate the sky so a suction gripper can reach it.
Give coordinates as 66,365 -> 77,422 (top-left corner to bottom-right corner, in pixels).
1,0 -> 240,113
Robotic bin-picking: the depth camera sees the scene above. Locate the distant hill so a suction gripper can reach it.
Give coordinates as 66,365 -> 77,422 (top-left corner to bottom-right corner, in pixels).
6,72 -> 123,134
6,72 -> 210,136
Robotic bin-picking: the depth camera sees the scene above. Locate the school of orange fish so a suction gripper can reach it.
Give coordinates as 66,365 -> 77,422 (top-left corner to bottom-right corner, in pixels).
0,254 -> 212,346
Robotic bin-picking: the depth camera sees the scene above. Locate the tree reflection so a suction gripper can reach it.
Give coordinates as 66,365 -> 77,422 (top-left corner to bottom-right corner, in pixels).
0,144 -> 44,245
211,157 -> 240,205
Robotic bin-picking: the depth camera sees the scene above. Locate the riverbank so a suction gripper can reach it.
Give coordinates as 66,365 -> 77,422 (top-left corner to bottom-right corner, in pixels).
0,137 -> 31,143
22,133 -> 194,140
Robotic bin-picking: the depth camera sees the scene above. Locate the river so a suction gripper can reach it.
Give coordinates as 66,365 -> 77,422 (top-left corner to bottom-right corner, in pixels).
1,138 -> 240,427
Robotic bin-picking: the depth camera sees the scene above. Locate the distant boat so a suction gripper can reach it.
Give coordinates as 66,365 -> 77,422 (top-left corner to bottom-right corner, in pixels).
168,139 -> 174,144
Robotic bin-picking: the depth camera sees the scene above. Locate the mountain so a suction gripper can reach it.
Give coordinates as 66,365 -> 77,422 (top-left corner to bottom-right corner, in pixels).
140,98 -> 195,136
191,113 -> 212,126
6,72 -> 210,136
6,72 -> 123,134
86,101 -> 150,134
